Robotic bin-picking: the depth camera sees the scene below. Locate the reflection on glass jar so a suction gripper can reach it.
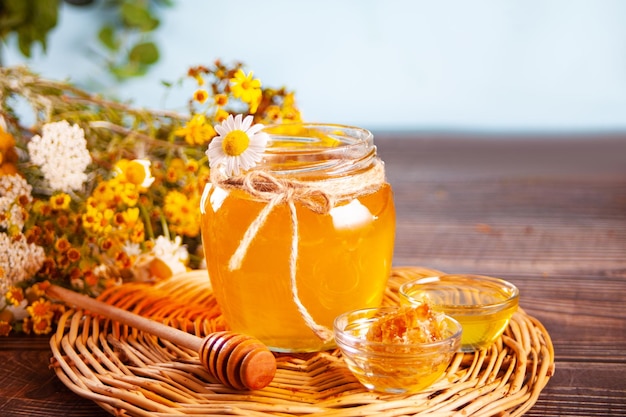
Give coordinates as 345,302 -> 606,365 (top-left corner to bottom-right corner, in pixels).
201,123 -> 396,352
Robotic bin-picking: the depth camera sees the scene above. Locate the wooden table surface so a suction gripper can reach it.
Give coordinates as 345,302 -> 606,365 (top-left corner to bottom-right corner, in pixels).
1,133 -> 625,416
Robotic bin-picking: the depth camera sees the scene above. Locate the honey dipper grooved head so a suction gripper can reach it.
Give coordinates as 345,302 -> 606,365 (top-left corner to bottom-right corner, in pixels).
239,348 -> 277,390
200,332 -> 276,390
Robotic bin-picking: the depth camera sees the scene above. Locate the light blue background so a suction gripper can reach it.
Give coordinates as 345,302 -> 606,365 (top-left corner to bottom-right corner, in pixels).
4,0 -> 626,132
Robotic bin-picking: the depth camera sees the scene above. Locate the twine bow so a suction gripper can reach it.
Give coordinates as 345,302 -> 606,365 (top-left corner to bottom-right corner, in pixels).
210,161 -> 385,342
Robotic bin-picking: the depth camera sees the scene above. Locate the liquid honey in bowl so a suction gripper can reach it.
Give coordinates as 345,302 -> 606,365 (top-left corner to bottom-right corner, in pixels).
201,123 -> 396,352
399,274 -> 519,352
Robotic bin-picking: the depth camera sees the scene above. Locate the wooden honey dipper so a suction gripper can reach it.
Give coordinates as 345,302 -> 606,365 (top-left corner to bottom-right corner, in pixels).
46,284 -> 276,391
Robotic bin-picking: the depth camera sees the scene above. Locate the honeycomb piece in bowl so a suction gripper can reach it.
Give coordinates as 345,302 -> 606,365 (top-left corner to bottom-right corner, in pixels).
366,303 -> 446,344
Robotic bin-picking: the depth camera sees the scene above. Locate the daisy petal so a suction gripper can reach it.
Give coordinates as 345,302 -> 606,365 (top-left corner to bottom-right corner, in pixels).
241,115 -> 253,131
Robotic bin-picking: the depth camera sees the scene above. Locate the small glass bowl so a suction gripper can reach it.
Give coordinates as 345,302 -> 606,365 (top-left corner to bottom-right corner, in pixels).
333,306 -> 462,394
399,274 -> 519,352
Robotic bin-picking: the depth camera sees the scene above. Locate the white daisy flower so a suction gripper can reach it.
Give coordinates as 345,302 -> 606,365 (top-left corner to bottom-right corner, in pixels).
152,235 -> 189,263
130,236 -> 190,281
115,159 -> 155,188
207,114 -> 269,177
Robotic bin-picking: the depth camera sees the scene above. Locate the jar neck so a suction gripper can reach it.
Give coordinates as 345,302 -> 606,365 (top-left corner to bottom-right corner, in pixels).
258,123 -> 378,180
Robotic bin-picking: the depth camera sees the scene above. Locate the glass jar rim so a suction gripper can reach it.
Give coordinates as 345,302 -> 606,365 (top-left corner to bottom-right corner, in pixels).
259,122 -> 376,177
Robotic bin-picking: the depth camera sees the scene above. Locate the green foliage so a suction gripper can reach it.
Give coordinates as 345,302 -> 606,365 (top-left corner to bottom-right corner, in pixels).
99,0 -> 170,81
120,2 -> 159,31
0,0 -> 60,57
0,0 -> 171,81
98,25 -> 119,50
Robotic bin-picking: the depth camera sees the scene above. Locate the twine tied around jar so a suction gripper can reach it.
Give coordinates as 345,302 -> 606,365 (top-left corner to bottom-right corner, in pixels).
209,160 -> 387,342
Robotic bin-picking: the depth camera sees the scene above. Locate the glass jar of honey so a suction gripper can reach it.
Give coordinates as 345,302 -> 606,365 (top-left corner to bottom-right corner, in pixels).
200,123 -> 395,352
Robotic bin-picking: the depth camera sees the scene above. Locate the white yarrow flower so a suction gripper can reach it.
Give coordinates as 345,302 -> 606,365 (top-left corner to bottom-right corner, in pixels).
207,114 -> 268,177
0,175 -> 33,231
27,120 -> 92,192
0,232 -> 45,295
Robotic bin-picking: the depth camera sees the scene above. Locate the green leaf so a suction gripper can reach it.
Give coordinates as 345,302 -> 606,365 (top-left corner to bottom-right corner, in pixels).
98,25 -> 118,50
0,0 -> 28,34
110,63 -> 147,80
17,29 -> 33,57
3,0 -> 59,56
128,41 -> 159,65
120,3 -> 159,31
34,0 -> 59,31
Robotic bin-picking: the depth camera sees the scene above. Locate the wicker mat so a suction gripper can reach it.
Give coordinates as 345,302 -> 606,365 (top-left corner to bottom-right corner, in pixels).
49,267 -> 555,417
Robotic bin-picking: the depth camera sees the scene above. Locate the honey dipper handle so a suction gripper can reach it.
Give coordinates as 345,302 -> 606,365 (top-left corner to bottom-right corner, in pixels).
46,284 -> 203,353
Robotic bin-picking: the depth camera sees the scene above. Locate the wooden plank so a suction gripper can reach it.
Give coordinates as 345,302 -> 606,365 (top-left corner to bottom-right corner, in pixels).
527,362 -> 626,416
0,339 -> 108,417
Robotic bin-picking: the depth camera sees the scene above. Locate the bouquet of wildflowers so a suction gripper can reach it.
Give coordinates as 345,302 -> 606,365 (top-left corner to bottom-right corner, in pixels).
0,61 -> 301,336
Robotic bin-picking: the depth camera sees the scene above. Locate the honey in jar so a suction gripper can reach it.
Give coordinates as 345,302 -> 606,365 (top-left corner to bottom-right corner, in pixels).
201,123 -> 396,352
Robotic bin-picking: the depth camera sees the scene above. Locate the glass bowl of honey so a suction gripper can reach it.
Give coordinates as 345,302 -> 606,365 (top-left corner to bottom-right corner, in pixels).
399,274 -> 519,352
333,304 -> 462,394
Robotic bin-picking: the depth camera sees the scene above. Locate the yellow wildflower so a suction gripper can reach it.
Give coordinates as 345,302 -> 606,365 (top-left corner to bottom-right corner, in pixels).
0,126 -> 19,176
91,182 -> 115,208
21,317 -> 32,334
281,92 -> 302,122
100,237 -> 114,251
185,159 -> 199,174
30,281 -> 50,298
54,237 -> 71,252
174,114 -> 216,146
214,93 -> 228,107
215,108 -> 229,123
32,200 -> 50,216
130,221 -> 146,243
82,207 -> 106,233
193,89 -> 209,104
84,270 -> 98,287
187,65 -> 208,85
119,183 -> 140,207
49,193 -> 71,210
164,190 -> 187,221
249,89 -> 262,114
27,298 -> 54,321
56,214 -> 69,229
115,250 -> 132,269
66,247 -> 81,263
230,69 -> 262,105
120,207 -> 140,229
165,158 -> 186,183
165,167 -> 179,183
6,286 -> 24,306
32,317 -> 52,335
265,105 -> 282,122
164,190 -> 200,237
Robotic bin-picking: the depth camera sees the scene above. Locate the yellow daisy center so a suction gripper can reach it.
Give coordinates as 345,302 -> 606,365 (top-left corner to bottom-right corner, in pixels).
125,161 -> 147,185
222,130 -> 250,156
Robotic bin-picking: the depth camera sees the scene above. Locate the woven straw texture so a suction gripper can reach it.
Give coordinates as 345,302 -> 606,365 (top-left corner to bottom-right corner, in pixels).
49,267 -> 555,417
